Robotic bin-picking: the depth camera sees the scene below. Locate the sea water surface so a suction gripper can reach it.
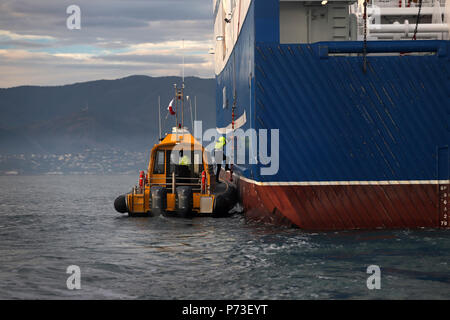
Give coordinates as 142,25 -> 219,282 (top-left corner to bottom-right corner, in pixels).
0,175 -> 449,299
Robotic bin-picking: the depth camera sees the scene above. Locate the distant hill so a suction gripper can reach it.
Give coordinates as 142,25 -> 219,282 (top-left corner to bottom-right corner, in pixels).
0,75 -> 215,154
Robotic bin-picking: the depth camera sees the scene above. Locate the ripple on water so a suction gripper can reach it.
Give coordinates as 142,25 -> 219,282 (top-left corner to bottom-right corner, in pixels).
0,175 -> 449,299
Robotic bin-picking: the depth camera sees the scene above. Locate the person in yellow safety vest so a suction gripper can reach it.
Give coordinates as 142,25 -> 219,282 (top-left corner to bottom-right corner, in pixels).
177,151 -> 191,179
214,136 -> 228,182
179,154 -> 190,165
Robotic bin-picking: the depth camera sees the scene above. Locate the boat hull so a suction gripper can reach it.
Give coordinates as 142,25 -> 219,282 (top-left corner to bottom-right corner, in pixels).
113,179 -> 238,217
233,174 -> 449,230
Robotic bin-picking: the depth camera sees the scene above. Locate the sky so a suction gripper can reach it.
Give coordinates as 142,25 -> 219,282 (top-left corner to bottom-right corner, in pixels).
0,0 -> 215,88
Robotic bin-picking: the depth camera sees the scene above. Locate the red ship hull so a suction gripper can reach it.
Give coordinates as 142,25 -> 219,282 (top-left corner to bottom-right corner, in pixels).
227,173 -> 449,230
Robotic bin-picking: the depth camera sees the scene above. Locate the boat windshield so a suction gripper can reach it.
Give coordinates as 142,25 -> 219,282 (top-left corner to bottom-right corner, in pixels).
166,150 -> 202,179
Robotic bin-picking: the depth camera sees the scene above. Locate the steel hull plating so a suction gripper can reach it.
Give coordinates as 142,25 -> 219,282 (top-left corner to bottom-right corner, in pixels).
233,174 -> 449,230
215,0 -> 450,230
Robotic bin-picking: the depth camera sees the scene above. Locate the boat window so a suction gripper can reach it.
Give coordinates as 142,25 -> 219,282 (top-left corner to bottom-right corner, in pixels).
167,149 -> 200,178
153,150 -> 165,174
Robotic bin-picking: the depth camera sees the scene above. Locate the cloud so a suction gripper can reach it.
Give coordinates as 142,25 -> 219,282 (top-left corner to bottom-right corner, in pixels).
0,40 -> 53,49
96,54 -> 207,64
0,0 -> 215,87
0,30 -> 55,41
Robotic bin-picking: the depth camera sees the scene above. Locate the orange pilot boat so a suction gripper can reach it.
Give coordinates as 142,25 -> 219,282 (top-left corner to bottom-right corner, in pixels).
114,82 -> 237,218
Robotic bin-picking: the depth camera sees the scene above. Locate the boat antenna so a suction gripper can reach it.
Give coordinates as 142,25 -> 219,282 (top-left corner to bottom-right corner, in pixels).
189,95 -> 193,130
182,39 -> 185,84
173,40 -> 186,134
181,39 -> 185,130
181,81 -> 185,130
158,95 -> 161,140
174,83 -> 178,132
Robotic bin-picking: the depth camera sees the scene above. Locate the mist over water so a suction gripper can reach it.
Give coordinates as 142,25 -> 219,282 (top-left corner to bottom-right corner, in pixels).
0,175 -> 449,299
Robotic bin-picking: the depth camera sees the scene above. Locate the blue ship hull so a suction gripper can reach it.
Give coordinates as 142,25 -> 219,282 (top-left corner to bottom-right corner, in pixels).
215,0 -> 450,229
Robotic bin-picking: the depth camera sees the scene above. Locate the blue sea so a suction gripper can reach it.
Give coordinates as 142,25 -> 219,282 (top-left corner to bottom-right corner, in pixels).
0,175 -> 449,299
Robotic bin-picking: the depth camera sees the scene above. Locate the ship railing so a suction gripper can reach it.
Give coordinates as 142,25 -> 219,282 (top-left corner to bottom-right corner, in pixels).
372,0 -> 446,7
351,0 -> 449,41
148,177 -> 202,193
